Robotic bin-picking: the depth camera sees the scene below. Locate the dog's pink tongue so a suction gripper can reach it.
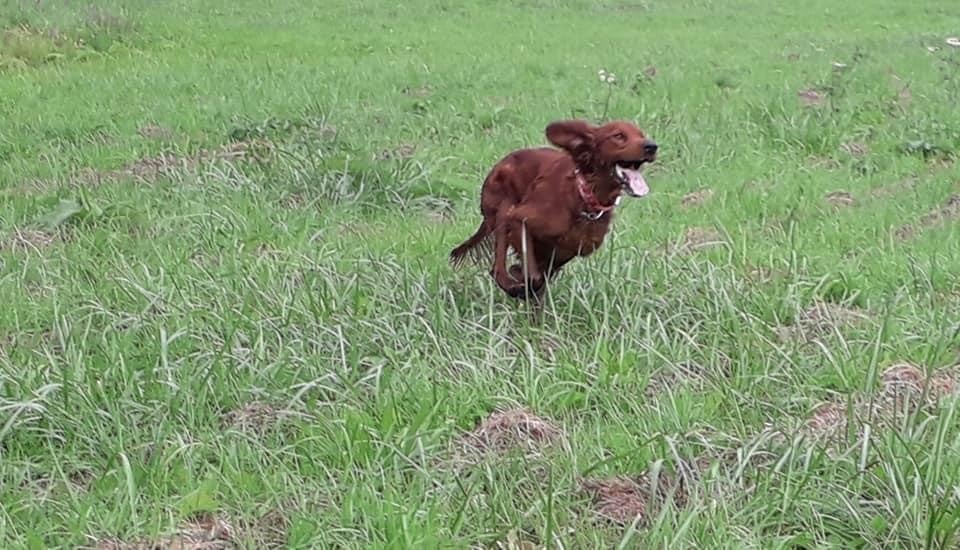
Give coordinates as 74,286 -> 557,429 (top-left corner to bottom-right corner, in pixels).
625,169 -> 649,197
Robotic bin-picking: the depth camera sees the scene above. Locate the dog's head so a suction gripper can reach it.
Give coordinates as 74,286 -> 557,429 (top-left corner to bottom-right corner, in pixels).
545,119 -> 658,197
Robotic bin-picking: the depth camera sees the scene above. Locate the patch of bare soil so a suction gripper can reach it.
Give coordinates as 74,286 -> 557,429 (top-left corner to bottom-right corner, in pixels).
493,531 -> 541,550
680,188 -> 713,208
581,469 -> 689,526
22,467 -> 94,503
711,426 -> 788,475
839,141 -> 869,158
895,194 -> 960,241
138,124 -> 173,140
456,407 -> 562,457
221,401 -> 306,436
241,507 -> 292,549
804,155 -> 841,170
94,514 -> 234,549
744,263 -> 788,284
279,191 -> 307,209
802,301 -> 870,328
644,360 -> 730,398
402,85 -> 432,97
825,190 -> 855,207
668,227 -> 725,255
896,86 -> 913,109
0,178 -> 49,197
0,228 -> 56,253
775,300 -> 871,343
798,89 -> 826,107
375,143 -> 416,161
423,210 -> 451,224
868,176 -> 917,200
926,157 -> 955,173
337,221 -> 387,238
747,267 -> 771,282
69,140 -> 270,187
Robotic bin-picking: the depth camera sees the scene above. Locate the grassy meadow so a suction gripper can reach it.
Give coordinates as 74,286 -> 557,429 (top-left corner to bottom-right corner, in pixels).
3,0 -> 960,547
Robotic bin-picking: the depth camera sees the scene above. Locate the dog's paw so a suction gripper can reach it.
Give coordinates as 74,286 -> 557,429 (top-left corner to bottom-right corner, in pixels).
504,274 -> 545,301
493,267 -> 544,300
504,284 -> 529,300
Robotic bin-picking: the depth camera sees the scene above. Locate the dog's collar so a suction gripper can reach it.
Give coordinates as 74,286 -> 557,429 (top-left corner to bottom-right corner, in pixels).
574,169 -> 621,220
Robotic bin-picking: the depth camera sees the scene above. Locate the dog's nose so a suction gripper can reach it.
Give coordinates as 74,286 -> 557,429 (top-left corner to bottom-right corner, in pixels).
643,140 -> 658,155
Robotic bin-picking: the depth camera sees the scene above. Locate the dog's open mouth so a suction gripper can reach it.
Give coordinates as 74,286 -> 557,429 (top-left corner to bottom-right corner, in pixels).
614,160 -> 650,197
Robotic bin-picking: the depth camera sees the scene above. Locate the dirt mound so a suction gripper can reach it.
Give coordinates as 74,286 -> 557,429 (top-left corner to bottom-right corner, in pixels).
456,407 -> 562,456
581,469 -> 689,526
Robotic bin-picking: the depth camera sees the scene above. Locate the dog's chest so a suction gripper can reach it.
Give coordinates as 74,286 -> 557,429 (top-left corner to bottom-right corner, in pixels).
554,218 -> 611,257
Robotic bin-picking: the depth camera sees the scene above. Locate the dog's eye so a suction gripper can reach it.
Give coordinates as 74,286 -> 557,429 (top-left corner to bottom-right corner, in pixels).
613,132 -> 626,142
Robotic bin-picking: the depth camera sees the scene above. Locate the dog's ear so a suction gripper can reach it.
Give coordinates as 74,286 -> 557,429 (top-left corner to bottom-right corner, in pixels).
545,120 -> 596,164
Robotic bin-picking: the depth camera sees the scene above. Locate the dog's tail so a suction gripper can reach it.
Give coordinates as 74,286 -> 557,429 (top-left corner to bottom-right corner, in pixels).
450,219 -> 494,268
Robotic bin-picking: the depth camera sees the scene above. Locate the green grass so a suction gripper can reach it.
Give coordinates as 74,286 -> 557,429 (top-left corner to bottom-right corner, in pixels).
3,0 -> 960,547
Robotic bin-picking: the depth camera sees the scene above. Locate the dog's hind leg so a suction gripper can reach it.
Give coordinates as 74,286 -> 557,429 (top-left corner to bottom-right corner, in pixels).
491,217 -> 515,295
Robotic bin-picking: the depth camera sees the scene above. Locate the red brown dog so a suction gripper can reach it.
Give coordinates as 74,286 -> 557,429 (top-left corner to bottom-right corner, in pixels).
450,119 -> 658,299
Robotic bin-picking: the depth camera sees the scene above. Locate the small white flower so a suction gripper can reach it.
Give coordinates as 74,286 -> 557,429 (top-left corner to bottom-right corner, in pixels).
946,37 -> 960,48
831,62 -> 848,70
928,46 -> 940,53
597,69 -> 616,83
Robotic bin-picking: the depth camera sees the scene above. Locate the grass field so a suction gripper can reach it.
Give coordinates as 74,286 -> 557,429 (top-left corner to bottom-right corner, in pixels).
3,0 -> 960,547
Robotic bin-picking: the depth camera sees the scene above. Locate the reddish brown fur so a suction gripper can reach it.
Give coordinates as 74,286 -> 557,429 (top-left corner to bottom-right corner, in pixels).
450,119 -> 658,299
